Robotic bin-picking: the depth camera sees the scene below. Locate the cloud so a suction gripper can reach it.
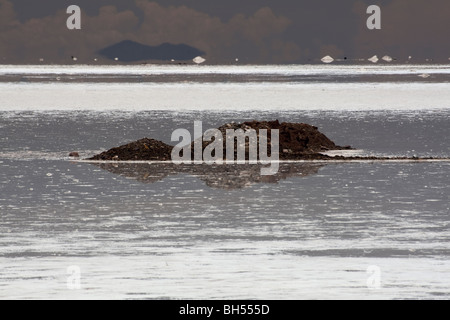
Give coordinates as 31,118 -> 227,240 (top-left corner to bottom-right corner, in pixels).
0,0 -> 301,63
133,1 -> 298,62
2,0 -> 449,63
0,0 -> 17,28
0,2 -> 141,62
353,0 -> 450,60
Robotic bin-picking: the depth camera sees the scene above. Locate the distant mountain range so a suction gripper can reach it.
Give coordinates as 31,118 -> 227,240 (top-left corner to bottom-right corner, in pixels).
98,40 -> 205,62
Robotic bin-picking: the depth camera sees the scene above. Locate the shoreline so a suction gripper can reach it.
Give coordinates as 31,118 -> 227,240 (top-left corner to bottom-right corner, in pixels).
78,158 -> 450,164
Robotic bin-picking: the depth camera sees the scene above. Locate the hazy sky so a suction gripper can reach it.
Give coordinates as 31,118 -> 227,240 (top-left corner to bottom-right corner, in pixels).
1,0 -> 449,64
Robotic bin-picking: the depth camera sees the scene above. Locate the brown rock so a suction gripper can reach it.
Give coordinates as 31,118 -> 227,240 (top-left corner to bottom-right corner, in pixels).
87,138 -> 173,161
87,121 -> 353,162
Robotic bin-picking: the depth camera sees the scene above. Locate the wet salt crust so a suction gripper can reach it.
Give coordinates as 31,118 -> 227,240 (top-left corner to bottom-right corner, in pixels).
1,65 -> 450,300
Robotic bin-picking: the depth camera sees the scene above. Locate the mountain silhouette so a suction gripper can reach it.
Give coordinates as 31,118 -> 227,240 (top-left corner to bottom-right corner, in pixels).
98,40 -> 205,62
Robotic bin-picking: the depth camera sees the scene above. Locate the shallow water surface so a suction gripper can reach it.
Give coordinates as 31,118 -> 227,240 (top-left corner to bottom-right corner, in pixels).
1,65 -> 450,299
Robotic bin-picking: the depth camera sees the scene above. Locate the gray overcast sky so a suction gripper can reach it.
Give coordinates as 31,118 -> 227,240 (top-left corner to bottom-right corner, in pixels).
1,0 -> 449,64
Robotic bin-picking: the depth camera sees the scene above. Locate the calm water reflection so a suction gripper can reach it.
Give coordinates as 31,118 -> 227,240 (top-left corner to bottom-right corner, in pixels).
1,107 -> 450,299
91,162 -> 325,189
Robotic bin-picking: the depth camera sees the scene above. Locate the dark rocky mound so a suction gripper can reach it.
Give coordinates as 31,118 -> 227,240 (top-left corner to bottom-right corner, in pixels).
201,120 -> 351,160
87,138 -> 173,161
87,121 -> 351,161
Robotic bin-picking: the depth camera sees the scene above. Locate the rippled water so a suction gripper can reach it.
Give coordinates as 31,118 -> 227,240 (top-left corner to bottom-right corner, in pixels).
1,65 -> 450,300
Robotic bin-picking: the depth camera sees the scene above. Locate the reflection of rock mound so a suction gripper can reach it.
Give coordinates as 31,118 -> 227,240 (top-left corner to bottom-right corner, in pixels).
87,121 -> 351,161
92,162 -> 325,190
